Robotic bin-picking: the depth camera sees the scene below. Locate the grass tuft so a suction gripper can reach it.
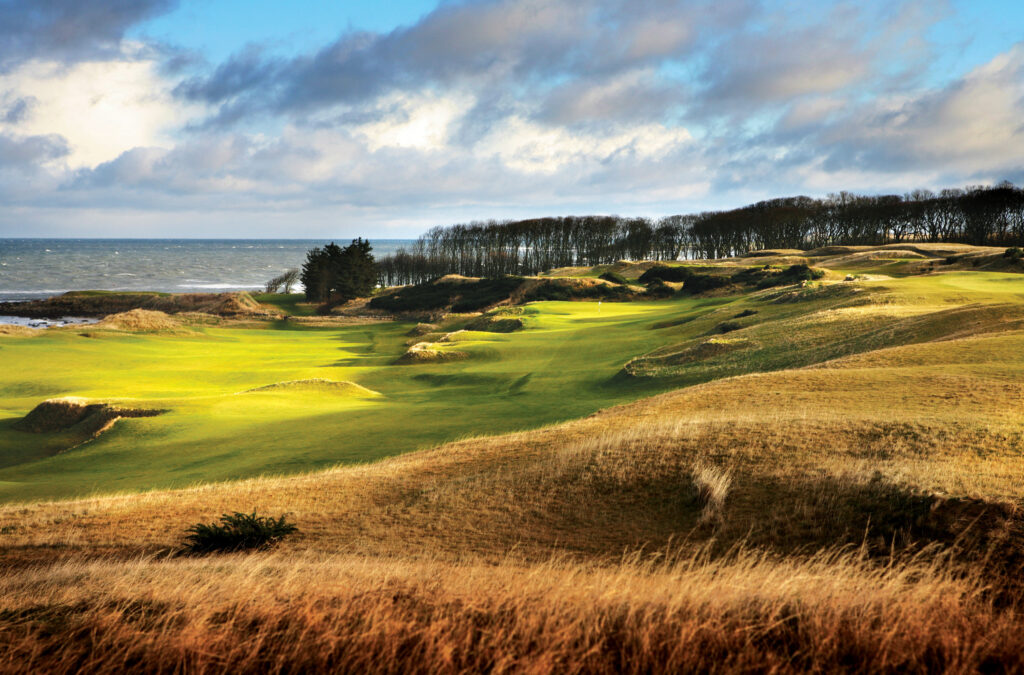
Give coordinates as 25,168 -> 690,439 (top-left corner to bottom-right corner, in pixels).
692,464 -> 732,523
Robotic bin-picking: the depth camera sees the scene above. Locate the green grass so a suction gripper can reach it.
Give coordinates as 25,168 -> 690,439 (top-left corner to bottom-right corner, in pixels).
0,298 -> 721,502
1,270 -> 1021,504
251,293 -> 318,316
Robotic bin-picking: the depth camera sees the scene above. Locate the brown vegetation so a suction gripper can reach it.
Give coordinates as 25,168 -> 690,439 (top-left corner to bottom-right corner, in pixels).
0,291 -> 277,320
93,309 -> 182,332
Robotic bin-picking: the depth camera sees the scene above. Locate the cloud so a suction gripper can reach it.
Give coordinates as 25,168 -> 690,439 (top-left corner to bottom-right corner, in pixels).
537,69 -> 684,125
0,0 -> 177,69
0,56 -> 203,168
0,93 -> 36,123
175,0 -> 739,126
0,0 -> 1021,237
0,131 -> 68,167
816,44 -> 1024,177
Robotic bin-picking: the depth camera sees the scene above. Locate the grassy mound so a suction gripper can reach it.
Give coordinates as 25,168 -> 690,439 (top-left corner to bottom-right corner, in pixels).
395,342 -> 470,364
13,397 -> 163,441
466,315 -> 525,332
0,325 -> 36,338
94,309 -> 182,332
406,322 -> 439,336
241,379 -> 381,397
623,337 -> 756,375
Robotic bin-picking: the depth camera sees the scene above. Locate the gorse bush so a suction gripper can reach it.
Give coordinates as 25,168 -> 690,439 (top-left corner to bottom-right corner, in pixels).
183,511 -> 298,554
368,277 -> 525,313
598,271 -> 629,285
638,265 -> 692,284
644,280 -> 676,298
521,281 -> 634,302
1005,247 -> 1022,262
733,264 -> 825,288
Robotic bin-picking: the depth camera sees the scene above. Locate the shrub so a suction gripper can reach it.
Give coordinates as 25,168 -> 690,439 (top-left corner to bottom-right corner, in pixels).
716,321 -> 743,333
749,264 -> 825,288
183,511 -> 298,554
522,281 -> 633,303
638,265 -> 692,284
681,273 -> 730,294
1004,247 -> 1022,262
644,280 -> 676,298
369,277 -> 525,313
598,271 -> 628,285
942,255 -> 961,265
733,309 -> 758,318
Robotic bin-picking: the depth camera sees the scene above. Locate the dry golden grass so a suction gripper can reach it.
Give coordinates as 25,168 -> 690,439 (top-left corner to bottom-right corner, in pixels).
2,548 -> 1021,674
93,309 -> 183,332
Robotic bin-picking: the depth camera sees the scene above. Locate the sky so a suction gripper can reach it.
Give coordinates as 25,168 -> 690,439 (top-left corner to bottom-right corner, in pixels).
0,0 -> 1022,238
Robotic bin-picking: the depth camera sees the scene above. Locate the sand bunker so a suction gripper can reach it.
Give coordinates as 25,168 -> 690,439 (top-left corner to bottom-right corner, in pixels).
241,379 -> 381,397
14,397 -> 164,436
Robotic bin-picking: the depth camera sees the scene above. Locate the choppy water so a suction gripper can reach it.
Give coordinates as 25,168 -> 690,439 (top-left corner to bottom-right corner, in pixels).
0,239 -> 413,302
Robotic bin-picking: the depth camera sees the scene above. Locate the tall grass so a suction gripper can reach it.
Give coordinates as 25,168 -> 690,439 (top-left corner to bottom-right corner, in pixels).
0,549 -> 1019,674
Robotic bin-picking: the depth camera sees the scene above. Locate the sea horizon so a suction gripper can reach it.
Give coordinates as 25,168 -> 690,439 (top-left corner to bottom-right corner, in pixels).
0,238 -> 416,302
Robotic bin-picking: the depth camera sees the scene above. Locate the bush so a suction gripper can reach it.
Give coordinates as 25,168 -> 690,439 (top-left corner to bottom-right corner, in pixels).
522,281 -> 633,303
1004,247 -> 1022,262
598,271 -> 628,285
733,309 -> 758,318
681,273 -> 730,294
369,277 -> 525,313
644,280 -> 675,298
638,265 -> 692,284
183,511 -> 298,554
716,321 -> 743,333
742,264 -> 825,288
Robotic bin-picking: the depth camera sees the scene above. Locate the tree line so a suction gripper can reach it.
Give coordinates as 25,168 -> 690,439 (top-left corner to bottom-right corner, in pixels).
376,183 -> 1024,285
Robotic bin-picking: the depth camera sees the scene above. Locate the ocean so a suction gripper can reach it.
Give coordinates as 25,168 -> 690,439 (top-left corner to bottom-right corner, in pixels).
0,239 -> 414,302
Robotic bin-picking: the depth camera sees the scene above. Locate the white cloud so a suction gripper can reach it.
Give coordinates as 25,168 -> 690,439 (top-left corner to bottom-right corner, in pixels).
474,116 -> 692,174
349,91 -> 471,152
0,49 -> 202,169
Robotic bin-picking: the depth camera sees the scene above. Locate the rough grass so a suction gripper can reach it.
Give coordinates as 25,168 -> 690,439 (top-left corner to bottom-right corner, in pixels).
93,309 -> 182,332
0,290 -> 275,319
2,550 -> 1020,675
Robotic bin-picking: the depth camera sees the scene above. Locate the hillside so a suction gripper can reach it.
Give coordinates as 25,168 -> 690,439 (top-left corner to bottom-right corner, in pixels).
1,244 -> 1024,672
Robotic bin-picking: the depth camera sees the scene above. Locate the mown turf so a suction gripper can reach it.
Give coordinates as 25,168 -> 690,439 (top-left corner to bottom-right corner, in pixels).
0,298 -> 720,502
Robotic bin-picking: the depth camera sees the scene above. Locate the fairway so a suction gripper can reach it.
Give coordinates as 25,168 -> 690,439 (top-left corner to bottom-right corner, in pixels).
2,269 -> 1023,503
0,297 -> 723,502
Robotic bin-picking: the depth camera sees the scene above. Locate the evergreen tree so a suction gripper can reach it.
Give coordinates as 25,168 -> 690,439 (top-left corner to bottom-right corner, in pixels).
301,239 -> 375,303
